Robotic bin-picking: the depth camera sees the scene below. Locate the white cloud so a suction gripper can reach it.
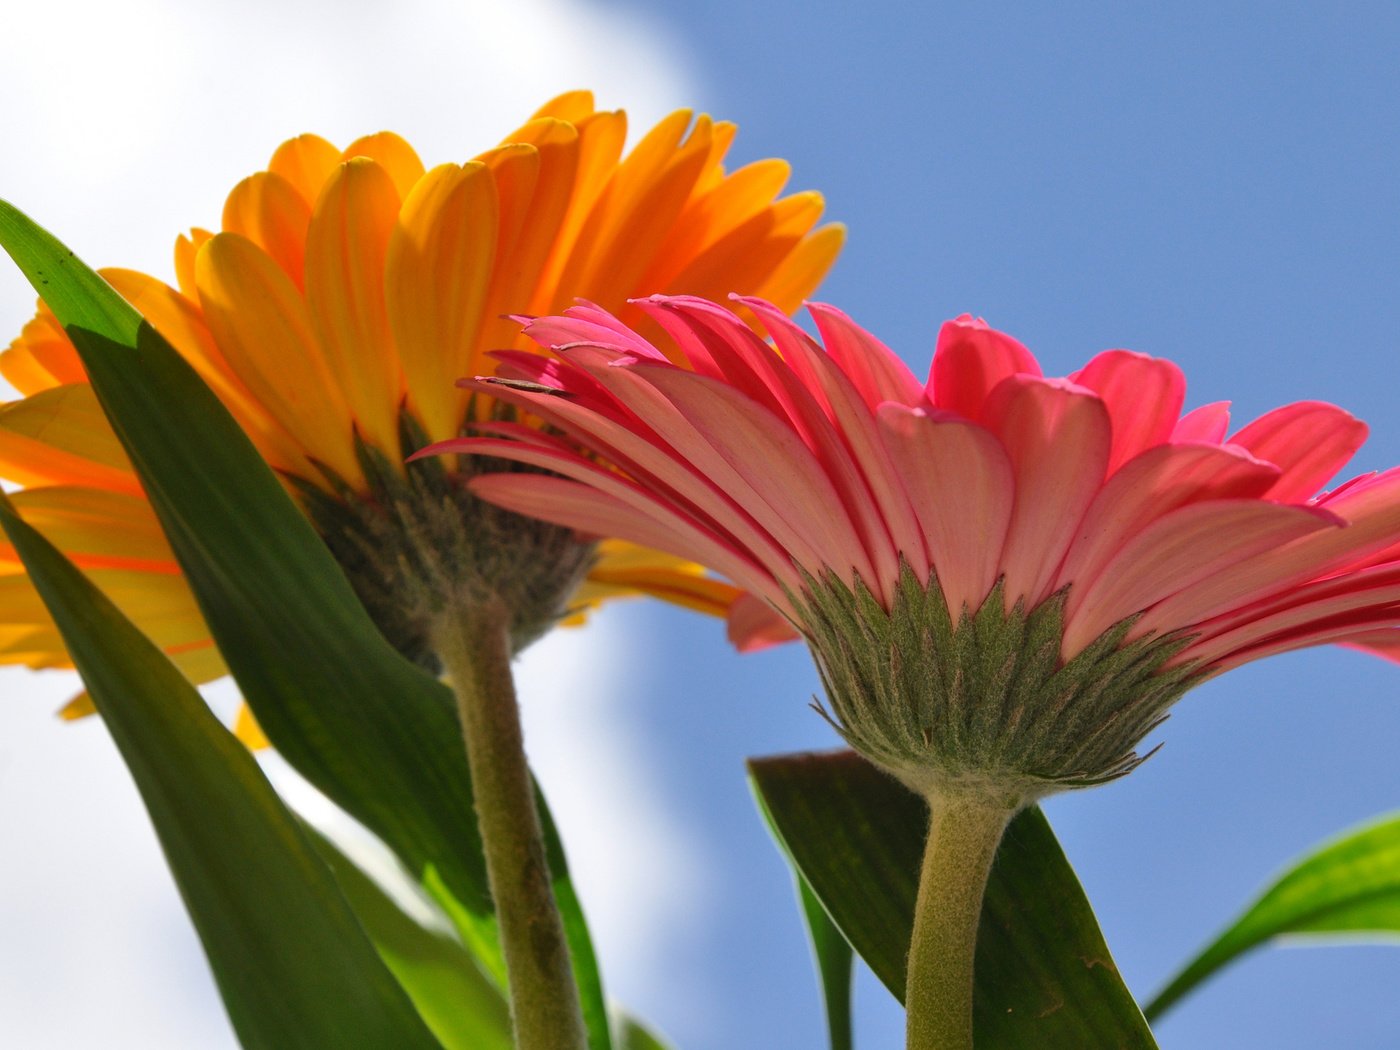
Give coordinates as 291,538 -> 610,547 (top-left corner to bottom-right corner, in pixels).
0,0 -> 700,328
0,1 -> 707,1045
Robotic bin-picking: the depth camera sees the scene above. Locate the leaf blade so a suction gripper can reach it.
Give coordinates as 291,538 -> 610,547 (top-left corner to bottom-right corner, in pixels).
0,199 -> 613,1046
749,749 -> 1157,1049
0,490 -> 442,1050
303,825 -> 514,1050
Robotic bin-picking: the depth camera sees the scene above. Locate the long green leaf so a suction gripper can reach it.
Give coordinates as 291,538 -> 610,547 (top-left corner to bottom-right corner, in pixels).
303,825 -> 513,1050
0,200 -> 613,1050
799,873 -> 855,1050
1146,809 -> 1400,1021
750,749 -> 1157,1049
0,491 -> 441,1050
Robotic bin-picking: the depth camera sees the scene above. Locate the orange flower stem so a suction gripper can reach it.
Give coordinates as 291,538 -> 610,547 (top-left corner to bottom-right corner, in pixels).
433,604 -> 586,1050
905,791 -> 1015,1050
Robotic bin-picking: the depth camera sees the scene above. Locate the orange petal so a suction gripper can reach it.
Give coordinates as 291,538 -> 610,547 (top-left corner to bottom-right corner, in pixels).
58,691 -> 95,719
753,223 -> 846,315
101,268 -> 308,474
174,228 -> 214,300
196,232 -> 362,484
386,161 -> 498,442
3,486 -> 177,572
0,385 -> 140,494
530,90 -> 596,124
268,133 -> 342,209
558,112 -> 712,302
2,307 -> 84,394
304,159 -> 405,457
233,703 -> 271,749
343,132 -> 426,200
476,124 -> 583,367
222,171 -> 314,291
534,109 -> 628,305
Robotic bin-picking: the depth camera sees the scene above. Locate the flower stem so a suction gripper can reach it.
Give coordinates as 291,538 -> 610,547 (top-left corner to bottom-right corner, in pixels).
432,604 -> 586,1050
905,792 -> 1015,1050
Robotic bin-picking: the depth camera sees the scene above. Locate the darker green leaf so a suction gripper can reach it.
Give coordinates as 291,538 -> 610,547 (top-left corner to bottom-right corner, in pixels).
749,749 -> 1157,1049
0,491 -> 442,1050
0,199 -> 612,1049
303,825 -> 513,1050
798,872 -> 855,1050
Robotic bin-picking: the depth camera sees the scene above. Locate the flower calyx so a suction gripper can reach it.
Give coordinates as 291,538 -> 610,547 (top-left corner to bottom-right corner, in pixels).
793,562 -> 1205,804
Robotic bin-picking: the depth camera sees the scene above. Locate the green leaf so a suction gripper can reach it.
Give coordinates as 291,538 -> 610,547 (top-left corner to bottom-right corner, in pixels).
799,874 -> 855,1050
0,491 -> 442,1050
613,1014 -> 673,1050
303,825 -> 513,1050
0,200 -> 613,1050
1146,809 -> 1400,1021
749,749 -> 1157,1049
753,786 -> 853,1050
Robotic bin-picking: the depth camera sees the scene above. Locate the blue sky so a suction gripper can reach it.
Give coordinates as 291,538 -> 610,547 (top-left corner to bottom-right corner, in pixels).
3,2 -> 1399,1048
606,3 -> 1400,1047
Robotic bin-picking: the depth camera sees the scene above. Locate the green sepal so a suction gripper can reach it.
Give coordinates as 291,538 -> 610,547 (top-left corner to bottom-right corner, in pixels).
793,563 -> 1199,796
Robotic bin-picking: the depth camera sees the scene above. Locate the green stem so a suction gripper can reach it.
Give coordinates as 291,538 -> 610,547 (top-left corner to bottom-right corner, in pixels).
433,605 -> 587,1050
906,792 -> 1015,1050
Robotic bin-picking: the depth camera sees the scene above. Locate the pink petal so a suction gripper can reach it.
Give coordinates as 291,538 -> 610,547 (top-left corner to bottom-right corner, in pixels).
458,377 -> 798,578
807,301 -> 925,410
928,314 -> 1041,423
467,460 -> 794,607
637,295 -> 824,439
1229,401 -> 1368,503
632,363 -> 878,589
1061,499 -> 1342,657
1172,401 -> 1231,444
740,295 -> 930,582
1070,350 -> 1185,474
1183,562 -> 1400,668
728,592 -> 801,651
630,296 -> 744,386
1339,629 -> 1400,664
1054,442 -> 1281,597
1207,612 -> 1400,675
876,404 -> 1013,617
543,353 -> 856,585
522,304 -> 669,361
1131,476 -> 1400,641
1136,467 -> 1400,637
981,374 -> 1112,610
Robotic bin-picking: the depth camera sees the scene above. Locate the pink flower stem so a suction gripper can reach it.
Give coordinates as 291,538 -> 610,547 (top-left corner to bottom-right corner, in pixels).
906,791 -> 1016,1050
432,604 -> 586,1050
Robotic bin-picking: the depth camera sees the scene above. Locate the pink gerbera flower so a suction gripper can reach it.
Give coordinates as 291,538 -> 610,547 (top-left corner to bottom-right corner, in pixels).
421,295 -> 1400,1048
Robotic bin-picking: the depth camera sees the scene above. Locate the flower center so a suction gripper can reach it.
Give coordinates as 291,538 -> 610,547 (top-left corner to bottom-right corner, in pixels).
292,413 -> 595,670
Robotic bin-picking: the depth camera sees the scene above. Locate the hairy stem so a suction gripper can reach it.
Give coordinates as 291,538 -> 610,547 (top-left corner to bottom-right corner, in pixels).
906,792 -> 1015,1050
433,604 -> 586,1050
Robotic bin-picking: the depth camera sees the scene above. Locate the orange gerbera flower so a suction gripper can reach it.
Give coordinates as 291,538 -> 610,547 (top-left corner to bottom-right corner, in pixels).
0,91 -> 843,738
